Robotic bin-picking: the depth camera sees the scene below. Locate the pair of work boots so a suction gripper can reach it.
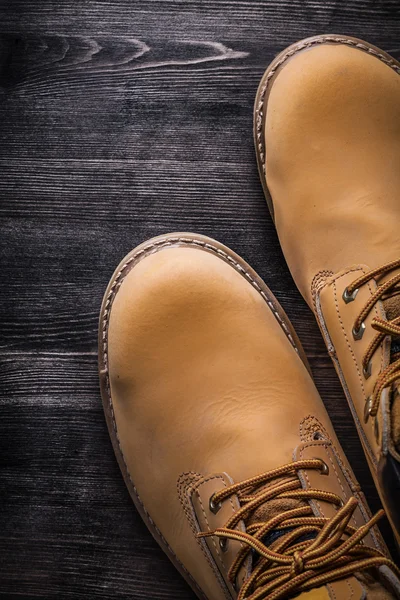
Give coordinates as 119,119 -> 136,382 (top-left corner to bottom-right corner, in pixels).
98,35 -> 400,599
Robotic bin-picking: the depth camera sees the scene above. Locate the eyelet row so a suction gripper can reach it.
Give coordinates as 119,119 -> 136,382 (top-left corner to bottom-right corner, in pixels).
343,287 -> 370,375
209,495 -> 228,552
343,287 -> 366,340
352,321 -> 365,341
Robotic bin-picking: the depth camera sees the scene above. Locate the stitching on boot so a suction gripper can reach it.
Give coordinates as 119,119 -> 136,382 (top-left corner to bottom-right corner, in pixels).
255,35 -> 400,170
311,270 -> 334,313
102,236 -> 299,357
177,471 -> 204,531
299,415 -> 330,443
299,416 -> 362,492
327,576 -> 357,600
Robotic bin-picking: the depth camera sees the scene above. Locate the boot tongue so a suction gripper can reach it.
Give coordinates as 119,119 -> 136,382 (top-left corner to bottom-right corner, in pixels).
382,292 -> 400,357
246,476 -> 313,547
391,390 -> 400,453
382,292 -> 400,320
382,292 -> 400,450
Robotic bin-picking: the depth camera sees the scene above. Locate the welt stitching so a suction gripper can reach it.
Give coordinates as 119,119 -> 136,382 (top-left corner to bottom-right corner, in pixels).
366,278 -> 386,375
332,277 -> 367,399
255,36 -> 400,170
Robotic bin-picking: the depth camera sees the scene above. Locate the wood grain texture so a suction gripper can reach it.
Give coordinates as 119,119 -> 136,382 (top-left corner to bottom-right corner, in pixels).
1,1 -> 399,598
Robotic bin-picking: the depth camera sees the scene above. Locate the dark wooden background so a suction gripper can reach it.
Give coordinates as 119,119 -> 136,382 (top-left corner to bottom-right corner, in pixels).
1,1 -> 399,598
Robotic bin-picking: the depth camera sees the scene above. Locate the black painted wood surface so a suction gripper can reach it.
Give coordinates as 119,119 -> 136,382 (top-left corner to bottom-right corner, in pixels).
1,1 -> 399,598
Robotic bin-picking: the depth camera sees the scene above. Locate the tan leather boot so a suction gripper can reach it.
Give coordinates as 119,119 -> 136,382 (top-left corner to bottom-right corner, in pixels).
254,34 -> 400,549
99,233 -> 400,600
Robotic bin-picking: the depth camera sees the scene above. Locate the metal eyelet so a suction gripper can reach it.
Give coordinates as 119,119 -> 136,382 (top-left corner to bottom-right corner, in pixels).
363,361 -> 372,380
312,431 -> 324,441
219,538 -> 228,552
318,460 -> 329,475
312,457 -> 329,474
343,287 -> 359,303
337,498 -> 345,509
364,397 -> 373,423
209,494 -> 222,514
352,322 -> 366,340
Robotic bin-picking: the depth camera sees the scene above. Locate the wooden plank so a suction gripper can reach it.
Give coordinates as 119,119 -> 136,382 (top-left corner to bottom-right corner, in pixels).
0,408 -> 193,599
1,0 -> 400,597
0,221 -> 326,354
0,1 -> 400,46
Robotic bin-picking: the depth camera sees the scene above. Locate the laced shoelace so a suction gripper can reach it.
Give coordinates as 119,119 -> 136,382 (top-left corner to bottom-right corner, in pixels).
197,459 -> 400,600
344,258 -> 400,422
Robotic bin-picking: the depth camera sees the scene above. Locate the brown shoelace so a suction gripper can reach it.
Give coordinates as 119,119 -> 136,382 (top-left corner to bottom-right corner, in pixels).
345,258 -> 400,422
198,459 -> 400,600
